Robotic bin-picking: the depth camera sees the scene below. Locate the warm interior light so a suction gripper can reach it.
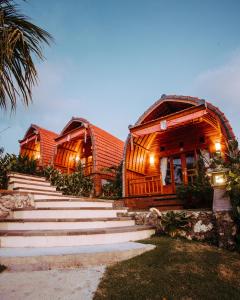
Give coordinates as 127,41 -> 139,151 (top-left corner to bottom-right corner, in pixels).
75,155 -> 80,162
215,142 -> 221,152
35,153 -> 40,160
149,154 -> 155,165
213,174 -> 226,185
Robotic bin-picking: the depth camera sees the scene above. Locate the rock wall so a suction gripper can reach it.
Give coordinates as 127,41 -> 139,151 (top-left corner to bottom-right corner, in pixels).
131,209 -> 237,250
0,191 -> 34,219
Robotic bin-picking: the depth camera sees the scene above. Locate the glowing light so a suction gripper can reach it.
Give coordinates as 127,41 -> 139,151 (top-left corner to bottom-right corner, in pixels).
215,142 -> 221,152
35,153 -> 40,160
75,155 -> 80,162
214,174 -> 226,185
149,154 -> 155,165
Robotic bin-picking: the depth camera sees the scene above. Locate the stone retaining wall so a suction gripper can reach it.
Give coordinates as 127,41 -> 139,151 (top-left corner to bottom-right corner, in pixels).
0,191 -> 34,219
130,209 -> 237,250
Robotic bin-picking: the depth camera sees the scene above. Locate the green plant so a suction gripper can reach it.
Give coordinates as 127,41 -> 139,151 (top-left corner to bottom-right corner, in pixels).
211,140 -> 240,246
0,149 -> 38,189
159,211 -> 192,237
101,163 -> 122,199
176,156 -> 213,209
43,164 -> 93,197
0,0 -> 52,110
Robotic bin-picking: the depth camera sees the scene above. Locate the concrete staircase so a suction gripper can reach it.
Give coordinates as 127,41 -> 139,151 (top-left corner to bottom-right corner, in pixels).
0,172 -> 155,249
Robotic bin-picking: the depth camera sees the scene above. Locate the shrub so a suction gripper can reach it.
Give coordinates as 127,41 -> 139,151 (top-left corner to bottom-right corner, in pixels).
176,156 -> 213,209
101,163 -> 122,199
0,149 -> 38,189
159,211 -> 192,237
43,164 -> 93,197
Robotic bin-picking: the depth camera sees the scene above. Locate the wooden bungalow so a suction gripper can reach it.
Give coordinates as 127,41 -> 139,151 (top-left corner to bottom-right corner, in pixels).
54,117 -> 124,195
19,124 -> 58,167
123,95 -> 235,210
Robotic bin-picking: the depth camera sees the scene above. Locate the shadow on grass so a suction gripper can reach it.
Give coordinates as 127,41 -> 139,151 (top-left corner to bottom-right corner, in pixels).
94,236 -> 240,300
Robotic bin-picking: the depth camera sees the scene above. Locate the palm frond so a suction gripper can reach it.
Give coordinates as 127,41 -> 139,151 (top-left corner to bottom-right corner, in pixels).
0,0 -> 53,110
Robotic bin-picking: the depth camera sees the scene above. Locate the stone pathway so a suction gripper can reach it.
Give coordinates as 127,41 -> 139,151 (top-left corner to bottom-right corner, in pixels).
0,266 -> 106,300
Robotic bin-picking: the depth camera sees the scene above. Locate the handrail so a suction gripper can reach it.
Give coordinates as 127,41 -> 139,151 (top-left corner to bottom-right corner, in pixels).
128,175 -> 163,196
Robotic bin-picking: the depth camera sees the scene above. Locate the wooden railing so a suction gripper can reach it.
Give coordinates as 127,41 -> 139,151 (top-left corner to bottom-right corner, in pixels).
54,163 -> 93,176
128,175 -> 163,196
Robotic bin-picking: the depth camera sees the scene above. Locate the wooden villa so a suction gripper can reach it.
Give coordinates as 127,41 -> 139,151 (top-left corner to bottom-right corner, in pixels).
123,95 -> 235,210
54,117 -> 124,195
19,124 -> 58,167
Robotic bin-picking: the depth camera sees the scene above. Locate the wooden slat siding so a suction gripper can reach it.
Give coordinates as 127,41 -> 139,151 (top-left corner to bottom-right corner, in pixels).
123,95 -> 235,201
19,124 -> 58,168
53,118 -> 124,182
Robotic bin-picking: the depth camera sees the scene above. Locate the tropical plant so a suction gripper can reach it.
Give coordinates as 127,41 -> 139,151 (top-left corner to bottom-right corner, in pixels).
176,156 -> 213,209
212,140 -> 240,221
101,163 -> 123,199
43,164 -> 93,197
0,149 -> 38,189
159,211 -> 192,237
0,0 -> 52,110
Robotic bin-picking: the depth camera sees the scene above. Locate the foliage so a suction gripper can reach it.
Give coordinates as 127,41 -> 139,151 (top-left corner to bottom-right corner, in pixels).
176,156 -> 213,209
43,164 -> 93,197
0,149 -> 38,189
159,211 -> 192,237
0,0 -> 52,110
101,163 -> 122,199
211,140 -> 240,245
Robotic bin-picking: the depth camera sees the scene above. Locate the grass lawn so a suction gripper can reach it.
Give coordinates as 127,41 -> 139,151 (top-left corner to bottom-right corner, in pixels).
94,236 -> 240,300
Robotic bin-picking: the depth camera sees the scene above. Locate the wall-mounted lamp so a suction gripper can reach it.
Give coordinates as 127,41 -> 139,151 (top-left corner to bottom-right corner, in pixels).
215,142 -> 221,153
149,153 -> 155,165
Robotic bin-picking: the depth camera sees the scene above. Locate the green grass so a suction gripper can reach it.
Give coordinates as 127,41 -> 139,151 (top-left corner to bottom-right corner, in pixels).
94,236 -> 240,300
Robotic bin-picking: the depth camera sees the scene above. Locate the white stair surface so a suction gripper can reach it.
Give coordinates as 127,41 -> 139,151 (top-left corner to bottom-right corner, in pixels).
0,242 -> 156,271
1,172 -> 155,251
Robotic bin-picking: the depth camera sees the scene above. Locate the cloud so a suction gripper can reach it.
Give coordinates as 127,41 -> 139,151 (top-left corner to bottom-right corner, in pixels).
192,52 -> 240,139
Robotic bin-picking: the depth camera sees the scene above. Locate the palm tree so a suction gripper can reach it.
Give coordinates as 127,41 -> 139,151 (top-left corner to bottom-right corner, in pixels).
0,0 -> 52,110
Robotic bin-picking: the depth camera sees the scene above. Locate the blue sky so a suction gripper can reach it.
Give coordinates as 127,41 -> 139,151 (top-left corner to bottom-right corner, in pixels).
1,0 -> 240,153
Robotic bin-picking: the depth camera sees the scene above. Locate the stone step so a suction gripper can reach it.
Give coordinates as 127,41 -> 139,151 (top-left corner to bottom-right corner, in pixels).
12,188 -> 63,196
0,242 -> 156,271
0,217 -> 135,230
34,200 -> 113,209
0,225 -> 155,247
12,208 -> 128,219
9,182 -> 57,192
8,178 -> 51,187
8,172 -> 47,182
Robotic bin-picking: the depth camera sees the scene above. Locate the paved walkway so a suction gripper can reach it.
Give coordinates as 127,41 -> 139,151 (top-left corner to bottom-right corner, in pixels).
0,266 -> 106,300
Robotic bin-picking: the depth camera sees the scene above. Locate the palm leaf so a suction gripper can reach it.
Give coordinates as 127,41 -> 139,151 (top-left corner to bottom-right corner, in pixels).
0,0 -> 53,110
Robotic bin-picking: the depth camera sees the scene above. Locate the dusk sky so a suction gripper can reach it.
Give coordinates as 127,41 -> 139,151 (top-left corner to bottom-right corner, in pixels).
1,0 -> 240,153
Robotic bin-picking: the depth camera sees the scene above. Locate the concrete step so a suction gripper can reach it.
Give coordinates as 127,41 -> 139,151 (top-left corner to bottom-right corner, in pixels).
0,225 -> 155,247
12,188 -> 63,196
12,208 -> 128,219
8,172 -> 47,182
8,178 -> 51,187
9,182 -> 57,192
0,242 -> 156,271
0,217 -> 135,230
34,200 -> 113,209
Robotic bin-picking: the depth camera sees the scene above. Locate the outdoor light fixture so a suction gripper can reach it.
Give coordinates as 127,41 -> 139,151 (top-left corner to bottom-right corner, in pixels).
215,142 -> 221,153
149,154 -> 155,165
35,153 -> 40,160
208,168 -> 228,188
